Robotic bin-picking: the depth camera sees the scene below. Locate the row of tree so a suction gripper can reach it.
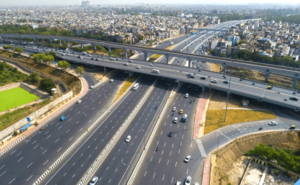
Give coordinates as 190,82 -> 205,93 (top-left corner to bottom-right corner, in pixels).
0,61 -> 27,86
263,14 -> 300,24
245,143 -> 300,174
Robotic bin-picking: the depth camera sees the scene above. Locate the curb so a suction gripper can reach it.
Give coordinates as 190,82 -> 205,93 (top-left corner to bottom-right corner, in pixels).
0,135 -> 26,156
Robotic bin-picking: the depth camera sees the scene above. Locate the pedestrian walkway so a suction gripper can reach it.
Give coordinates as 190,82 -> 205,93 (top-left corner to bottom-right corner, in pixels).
202,156 -> 211,185
0,77 -> 88,154
193,92 -> 210,139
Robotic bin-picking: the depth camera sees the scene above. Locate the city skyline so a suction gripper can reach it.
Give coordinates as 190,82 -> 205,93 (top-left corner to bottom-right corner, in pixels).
0,0 -> 299,7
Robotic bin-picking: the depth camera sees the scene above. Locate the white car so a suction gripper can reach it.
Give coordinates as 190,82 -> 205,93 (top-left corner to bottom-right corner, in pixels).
194,182 -> 200,185
185,176 -> 192,185
210,79 -> 218,83
90,85 -> 94,89
176,181 -> 182,185
110,79 -> 114,83
268,121 -> 277,126
173,117 -> 178,123
184,93 -> 189,98
125,135 -> 131,143
76,100 -> 82,104
172,107 -> 176,112
184,155 -> 191,163
136,66 -> 141,69
89,176 -> 98,185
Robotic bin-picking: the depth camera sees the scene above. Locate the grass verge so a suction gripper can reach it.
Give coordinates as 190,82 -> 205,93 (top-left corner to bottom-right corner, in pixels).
113,74 -> 140,103
149,44 -> 176,61
204,109 -> 276,134
0,87 -> 40,112
0,99 -> 50,131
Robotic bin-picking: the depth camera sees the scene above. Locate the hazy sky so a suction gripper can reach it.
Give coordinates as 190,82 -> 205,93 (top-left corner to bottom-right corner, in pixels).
0,0 -> 299,6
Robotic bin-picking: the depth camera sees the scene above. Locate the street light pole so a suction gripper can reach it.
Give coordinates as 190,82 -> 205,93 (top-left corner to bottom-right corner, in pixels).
224,73 -> 232,122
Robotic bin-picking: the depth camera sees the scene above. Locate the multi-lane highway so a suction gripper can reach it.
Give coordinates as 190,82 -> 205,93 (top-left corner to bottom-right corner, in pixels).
0,71 -> 128,185
132,83 -> 202,185
40,75 -> 157,185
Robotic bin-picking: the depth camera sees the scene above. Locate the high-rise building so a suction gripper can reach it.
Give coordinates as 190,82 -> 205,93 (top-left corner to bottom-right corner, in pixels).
82,1 -> 90,8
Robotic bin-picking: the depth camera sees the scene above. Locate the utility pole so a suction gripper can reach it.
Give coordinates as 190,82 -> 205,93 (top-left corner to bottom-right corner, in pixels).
224,72 -> 232,122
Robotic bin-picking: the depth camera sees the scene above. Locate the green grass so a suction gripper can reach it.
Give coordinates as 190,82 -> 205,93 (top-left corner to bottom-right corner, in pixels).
0,87 -> 40,112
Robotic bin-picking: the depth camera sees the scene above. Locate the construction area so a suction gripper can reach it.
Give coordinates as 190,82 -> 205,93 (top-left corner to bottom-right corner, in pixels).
210,131 -> 300,185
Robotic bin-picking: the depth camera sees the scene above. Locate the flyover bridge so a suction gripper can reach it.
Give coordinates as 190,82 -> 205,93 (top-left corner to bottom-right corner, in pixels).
0,33 -> 299,88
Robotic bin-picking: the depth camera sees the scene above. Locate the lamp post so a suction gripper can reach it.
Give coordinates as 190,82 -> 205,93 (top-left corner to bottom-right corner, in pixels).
224,72 -> 232,122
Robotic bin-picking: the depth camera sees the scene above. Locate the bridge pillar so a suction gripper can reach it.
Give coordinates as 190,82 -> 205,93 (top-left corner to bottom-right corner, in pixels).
66,41 -> 69,48
50,38 -> 53,44
165,54 -> 169,64
35,38 -> 39,44
81,43 -> 83,49
292,74 -> 299,89
108,47 -> 111,56
202,86 -> 206,92
59,39 -> 62,46
187,58 -> 191,68
18,36 -> 22,43
143,51 -> 148,61
222,63 -> 226,75
124,48 -> 127,59
94,45 -> 97,53
265,69 -> 271,82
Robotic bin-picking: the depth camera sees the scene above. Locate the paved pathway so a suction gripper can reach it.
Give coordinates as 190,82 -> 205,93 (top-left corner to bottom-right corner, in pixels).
193,92 -> 210,139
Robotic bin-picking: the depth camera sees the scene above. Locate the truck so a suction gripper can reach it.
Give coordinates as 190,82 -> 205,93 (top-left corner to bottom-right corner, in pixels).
181,114 -> 188,122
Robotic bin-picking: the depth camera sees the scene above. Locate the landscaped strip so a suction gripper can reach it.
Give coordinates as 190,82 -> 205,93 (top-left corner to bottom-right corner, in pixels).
149,44 -> 176,61
204,109 -> 276,134
113,74 -> 140,103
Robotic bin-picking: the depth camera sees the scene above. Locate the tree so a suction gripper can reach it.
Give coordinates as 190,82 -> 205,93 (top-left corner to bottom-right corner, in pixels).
8,53 -> 13,58
39,78 -> 55,94
27,72 -> 40,85
42,55 -> 54,65
48,51 -> 56,58
220,53 -> 226,58
58,60 -> 70,71
138,35 -> 144,41
75,66 -> 85,76
15,47 -> 23,54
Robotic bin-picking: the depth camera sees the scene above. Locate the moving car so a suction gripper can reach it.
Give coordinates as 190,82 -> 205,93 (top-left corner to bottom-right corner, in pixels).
176,181 -> 182,185
267,86 -> 272,90
179,109 -> 183,114
89,176 -> 98,185
123,63 -> 129,66
151,69 -> 160,74
185,176 -> 192,185
173,117 -> 178,123
188,75 -> 195,79
210,79 -> 217,83
290,125 -> 296,129
289,97 -> 298,101
268,121 -> 277,126
129,60 -> 133,63
184,155 -> 191,163
223,80 -> 229,84
60,116 -> 66,121
200,76 -> 206,80
125,135 -> 131,142
168,131 -> 173,137
149,63 -> 155,67
184,93 -> 189,98
172,107 -> 176,112
136,66 -> 141,69
110,79 -> 114,83
76,99 -> 82,104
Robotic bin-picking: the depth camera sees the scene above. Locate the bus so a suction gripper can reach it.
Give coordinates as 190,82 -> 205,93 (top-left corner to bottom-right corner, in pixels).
132,83 -> 139,90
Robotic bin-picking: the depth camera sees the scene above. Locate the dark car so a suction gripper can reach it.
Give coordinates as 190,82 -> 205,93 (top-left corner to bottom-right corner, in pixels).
223,80 -> 229,84
200,76 -> 206,80
289,97 -> 298,101
91,57 -> 94,60
188,75 -> 195,79
95,58 -> 98,61
168,131 -> 173,137
77,55 -> 80,58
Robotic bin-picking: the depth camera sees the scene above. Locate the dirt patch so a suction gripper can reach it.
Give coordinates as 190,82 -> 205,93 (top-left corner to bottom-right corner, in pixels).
209,63 -> 221,72
212,131 -> 300,185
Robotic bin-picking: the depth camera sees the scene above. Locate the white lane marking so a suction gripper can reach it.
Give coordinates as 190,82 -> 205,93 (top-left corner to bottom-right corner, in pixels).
55,139 -> 60,143
217,130 -> 232,141
167,160 -> 169,165
170,151 -> 172,156
0,171 -> 6,176
161,150 -> 164,155
144,171 -> 147,177
195,139 -> 207,157
57,147 -> 62,152
162,174 -> 165,181
158,158 -> 161,163
42,150 -> 47,155
33,145 -> 38,150
47,135 -> 51,139
43,160 -> 49,166
153,173 -> 156,179
171,177 -> 174,183
175,162 -> 177,167
186,169 -> 189,174
66,129 -> 70,133
178,149 -> 180,154
27,162 -> 33,168
0,165 -> 5,170
10,151 -> 16,155
26,175 -> 33,181
9,178 -> 15,184
150,157 -> 153,162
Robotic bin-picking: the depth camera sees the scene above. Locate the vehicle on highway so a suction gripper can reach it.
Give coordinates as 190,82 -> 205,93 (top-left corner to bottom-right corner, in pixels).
188,75 -> 195,79
184,155 -> 191,163
289,97 -> 298,101
172,107 -> 176,112
91,57 -> 94,60
223,80 -> 229,84
168,131 -> 173,137
82,51 -> 87,55
110,79 -> 114,83
95,58 -> 98,61
77,55 -> 80,58
149,63 -> 155,67
179,109 -> 183,114
268,121 -> 277,126
185,176 -> 192,185
129,60 -> 133,63
267,86 -> 273,90
176,181 -> 182,185
132,83 -> 139,90
252,82 -> 255,85
123,63 -> 129,66
76,100 -> 82,104
88,54 -> 91,57
60,116 -> 66,121
125,135 -> 131,142
116,58 -> 120,61
184,93 -> 189,98
186,73 -> 193,76
90,85 -> 94,89
173,117 -> 178,123
80,56 -> 83,59
258,127 -> 262,130
210,79 -> 217,83
89,176 -> 98,185
290,125 -> 296,129
151,69 -> 160,74
181,114 -> 188,122
194,182 -> 200,185
136,66 -> 141,69
200,76 -> 206,80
